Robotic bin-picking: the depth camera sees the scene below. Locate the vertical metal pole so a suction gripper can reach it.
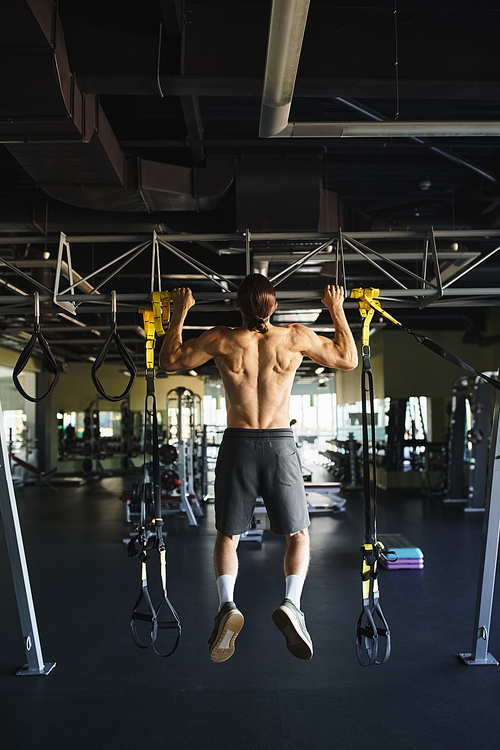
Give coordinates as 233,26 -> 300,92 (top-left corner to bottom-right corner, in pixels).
460,391 -> 500,665
177,442 -> 198,527
245,229 -> 251,276
0,400 -> 56,675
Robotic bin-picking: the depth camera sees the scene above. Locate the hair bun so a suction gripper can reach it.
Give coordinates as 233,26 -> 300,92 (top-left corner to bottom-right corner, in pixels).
254,317 -> 267,333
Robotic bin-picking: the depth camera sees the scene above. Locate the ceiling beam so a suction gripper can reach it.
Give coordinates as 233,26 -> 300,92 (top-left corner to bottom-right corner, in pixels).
0,230 -> 499,245
180,95 -> 205,165
75,75 -> 500,101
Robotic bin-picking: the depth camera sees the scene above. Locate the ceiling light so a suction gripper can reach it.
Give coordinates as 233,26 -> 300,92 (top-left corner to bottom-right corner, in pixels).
315,366 -> 325,374
189,370 -> 197,376
273,309 -> 321,324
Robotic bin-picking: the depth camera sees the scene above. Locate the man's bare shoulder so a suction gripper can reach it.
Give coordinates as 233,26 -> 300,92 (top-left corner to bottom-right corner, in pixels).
202,325 -> 244,353
284,323 -> 316,346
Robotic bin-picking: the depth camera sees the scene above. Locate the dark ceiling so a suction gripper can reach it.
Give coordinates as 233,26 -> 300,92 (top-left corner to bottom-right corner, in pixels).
1,0 -> 500,372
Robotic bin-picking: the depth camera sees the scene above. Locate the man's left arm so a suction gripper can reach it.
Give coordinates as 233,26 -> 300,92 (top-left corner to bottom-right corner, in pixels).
159,287 -> 223,372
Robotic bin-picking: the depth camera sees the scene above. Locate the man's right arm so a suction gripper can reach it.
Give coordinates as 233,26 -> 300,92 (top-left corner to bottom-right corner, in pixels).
159,287 -> 226,372
294,285 -> 358,371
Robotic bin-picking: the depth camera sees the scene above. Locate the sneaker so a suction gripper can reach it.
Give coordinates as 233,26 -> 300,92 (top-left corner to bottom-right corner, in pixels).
272,598 -> 313,660
208,602 -> 244,663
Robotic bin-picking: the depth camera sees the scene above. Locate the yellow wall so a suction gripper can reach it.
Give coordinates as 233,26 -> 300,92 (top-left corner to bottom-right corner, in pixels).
52,362 -> 204,412
0,344 -> 41,372
334,325 -> 500,442
382,328 -> 500,398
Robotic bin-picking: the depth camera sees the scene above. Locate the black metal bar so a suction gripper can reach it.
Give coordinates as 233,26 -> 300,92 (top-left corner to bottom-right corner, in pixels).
342,238 -> 409,290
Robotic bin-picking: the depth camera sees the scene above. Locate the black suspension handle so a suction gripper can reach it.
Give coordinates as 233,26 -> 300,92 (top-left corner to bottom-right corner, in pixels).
91,291 -> 137,401
12,292 -> 60,402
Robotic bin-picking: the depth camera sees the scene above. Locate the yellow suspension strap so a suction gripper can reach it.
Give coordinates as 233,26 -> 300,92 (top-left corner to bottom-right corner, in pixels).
128,291 -> 180,657
350,285 -> 500,666
139,291 -> 171,368
352,288 -> 500,392
351,288 -> 395,666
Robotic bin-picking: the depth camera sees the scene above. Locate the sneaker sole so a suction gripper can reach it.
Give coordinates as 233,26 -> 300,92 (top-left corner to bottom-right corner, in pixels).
210,611 -> 244,663
272,607 -> 313,660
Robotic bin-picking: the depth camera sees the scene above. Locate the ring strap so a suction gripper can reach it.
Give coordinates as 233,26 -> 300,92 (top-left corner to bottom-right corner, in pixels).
91,326 -> 137,402
12,324 -> 60,403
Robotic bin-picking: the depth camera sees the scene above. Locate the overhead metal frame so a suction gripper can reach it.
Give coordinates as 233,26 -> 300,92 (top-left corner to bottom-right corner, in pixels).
1,227 -> 500,317
417,227 -> 444,308
269,238 -> 335,286
53,233 -> 76,314
2,227 -> 500,668
2,229 -> 500,245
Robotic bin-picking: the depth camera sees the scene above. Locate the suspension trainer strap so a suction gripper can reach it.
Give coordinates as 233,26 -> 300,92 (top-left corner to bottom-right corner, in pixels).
91,291 -> 137,401
353,289 -> 392,667
147,372 -> 181,657
351,287 -> 500,392
128,403 -> 158,649
361,353 -> 377,545
128,295 -> 180,657
12,292 -> 60,403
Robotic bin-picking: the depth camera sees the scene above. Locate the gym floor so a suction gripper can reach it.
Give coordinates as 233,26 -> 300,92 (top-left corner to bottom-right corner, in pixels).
1,472 -> 500,750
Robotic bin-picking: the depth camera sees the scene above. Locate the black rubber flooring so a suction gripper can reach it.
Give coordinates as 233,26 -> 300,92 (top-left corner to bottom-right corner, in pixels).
1,474 -> 500,750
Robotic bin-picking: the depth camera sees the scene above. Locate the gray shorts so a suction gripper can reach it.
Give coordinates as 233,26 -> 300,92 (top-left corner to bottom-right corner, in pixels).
214,428 -> 310,536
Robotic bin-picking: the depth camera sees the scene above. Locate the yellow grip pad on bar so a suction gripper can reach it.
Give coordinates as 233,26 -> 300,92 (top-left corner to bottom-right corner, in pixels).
161,292 -> 171,327
151,291 -> 172,336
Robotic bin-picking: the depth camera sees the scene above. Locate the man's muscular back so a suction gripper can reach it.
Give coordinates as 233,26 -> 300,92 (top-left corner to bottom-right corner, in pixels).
159,284 -> 358,427
213,324 -> 303,429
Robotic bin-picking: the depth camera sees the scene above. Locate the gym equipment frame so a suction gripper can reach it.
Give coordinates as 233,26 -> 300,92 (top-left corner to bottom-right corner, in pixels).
0,400 -> 55,676
3,226 -> 500,666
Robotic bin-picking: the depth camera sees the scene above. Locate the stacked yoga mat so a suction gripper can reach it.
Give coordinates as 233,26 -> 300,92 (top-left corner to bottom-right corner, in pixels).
378,533 -> 424,570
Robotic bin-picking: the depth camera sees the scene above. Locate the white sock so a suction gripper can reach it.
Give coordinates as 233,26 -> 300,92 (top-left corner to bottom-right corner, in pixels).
216,574 -> 236,610
285,575 -> 305,610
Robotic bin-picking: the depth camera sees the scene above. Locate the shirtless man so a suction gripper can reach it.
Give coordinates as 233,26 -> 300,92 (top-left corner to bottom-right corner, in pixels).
159,274 -> 358,662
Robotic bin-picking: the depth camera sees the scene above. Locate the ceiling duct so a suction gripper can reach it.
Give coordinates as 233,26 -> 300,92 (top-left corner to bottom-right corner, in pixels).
259,0 -> 500,139
259,0 -> 311,138
1,0 -> 233,212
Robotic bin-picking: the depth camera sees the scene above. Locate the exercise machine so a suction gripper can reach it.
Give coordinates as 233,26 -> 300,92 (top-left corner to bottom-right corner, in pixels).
166,387 -> 205,520
444,374 -> 497,511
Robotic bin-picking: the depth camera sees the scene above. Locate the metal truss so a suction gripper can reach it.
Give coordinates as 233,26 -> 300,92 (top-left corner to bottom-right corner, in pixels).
1,229 -> 500,316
